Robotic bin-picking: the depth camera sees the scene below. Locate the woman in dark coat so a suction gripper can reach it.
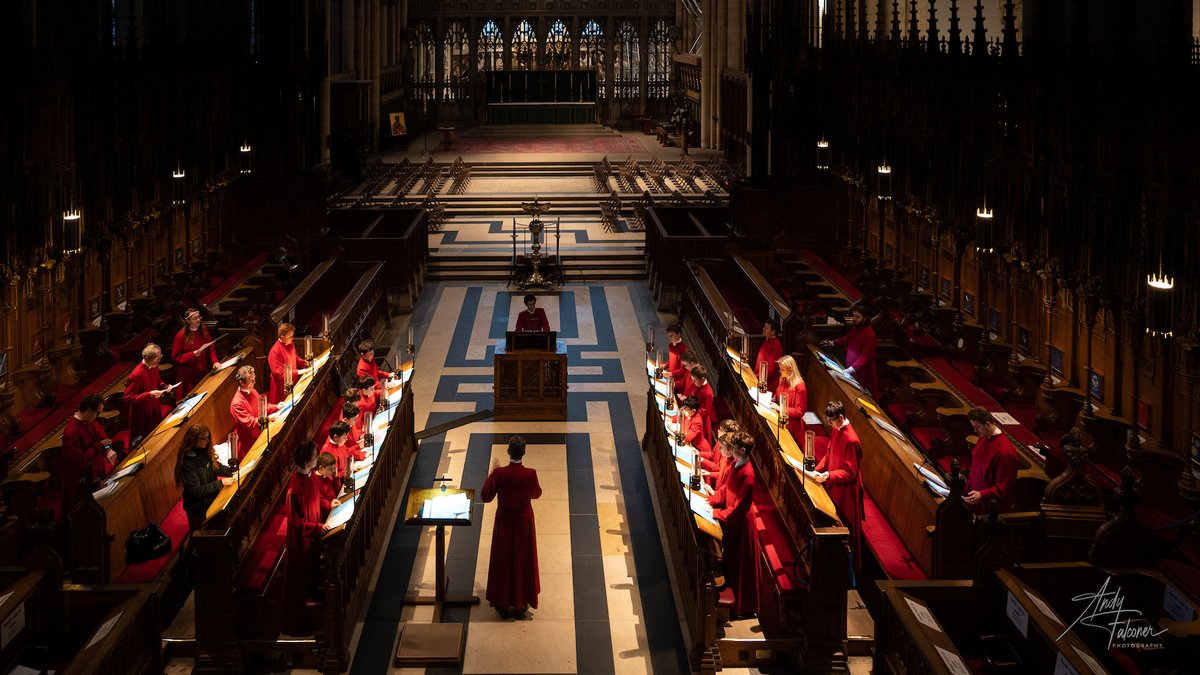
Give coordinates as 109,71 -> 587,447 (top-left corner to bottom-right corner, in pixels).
481,436 -> 543,619
174,424 -> 235,531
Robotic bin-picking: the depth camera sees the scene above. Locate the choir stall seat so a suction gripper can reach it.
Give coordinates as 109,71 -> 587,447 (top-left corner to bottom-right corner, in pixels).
235,496 -> 290,638
751,499 -> 807,635
861,493 -> 926,581
113,498 -> 190,584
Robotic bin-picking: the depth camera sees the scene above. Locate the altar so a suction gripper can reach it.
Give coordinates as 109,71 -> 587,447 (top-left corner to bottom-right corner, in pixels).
485,70 -> 598,125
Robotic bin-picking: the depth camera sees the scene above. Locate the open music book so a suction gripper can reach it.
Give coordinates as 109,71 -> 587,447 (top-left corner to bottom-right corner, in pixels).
688,489 -> 718,525
162,391 -> 206,427
326,498 -> 356,530
217,353 -> 244,372
420,491 -> 472,520
914,463 -> 950,497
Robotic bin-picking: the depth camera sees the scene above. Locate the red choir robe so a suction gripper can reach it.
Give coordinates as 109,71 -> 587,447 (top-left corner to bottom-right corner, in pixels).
481,462 -> 542,611
172,326 -> 219,396
344,418 -> 362,448
755,336 -> 783,392
966,432 -> 1019,514
711,460 -> 759,615
678,373 -> 698,399
693,381 -> 715,443
818,423 -> 865,572
667,341 -> 690,390
707,453 -> 733,494
356,355 -> 391,383
283,470 -> 330,635
123,361 -> 166,446
682,413 -> 718,472
230,387 -> 277,460
323,439 -> 365,481
61,415 -> 112,514
316,474 -> 339,510
833,324 -> 879,398
775,379 -> 809,442
513,307 -> 550,332
267,340 -> 309,404
357,391 -> 378,420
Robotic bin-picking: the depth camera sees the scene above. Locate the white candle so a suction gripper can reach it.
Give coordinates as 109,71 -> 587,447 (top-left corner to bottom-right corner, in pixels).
759,360 -> 768,384
258,396 -> 267,419
284,364 -> 293,387
805,430 -> 815,462
305,335 -> 313,361
364,411 -> 374,433
407,326 -> 414,347
229,430 -> 238,454
655,349 -> 662,373
324,315 -> 330,336
780,393 -> 789,420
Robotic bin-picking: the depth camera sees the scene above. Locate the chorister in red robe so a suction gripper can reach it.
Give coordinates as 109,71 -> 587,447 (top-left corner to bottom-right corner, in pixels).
123,361 -> 166,446
965,432 -> 1019,513
322,439 -> 365,481
755,336 -> 783,392
283,470 -> 329,635
712,460 -> 759,616
230,387 -> 276,460
833,324 -> 878,398
356,355 -> 391,383
667,341 -> 690,390
513,307 -> 550,332
172,325 -> 219,396
707,452 -> 733,493
775,379 -> 809,442
693,380 -> 715,443
818,422 -> 865,572
61,415 -> 113,514
268,339 -> 309,404
481,462 -> 542,612
682,412 -> 718,471
357,389 -> 378,420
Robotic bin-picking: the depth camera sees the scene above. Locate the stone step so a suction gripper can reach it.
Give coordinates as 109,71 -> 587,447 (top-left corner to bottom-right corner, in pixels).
427,268 -> 647,281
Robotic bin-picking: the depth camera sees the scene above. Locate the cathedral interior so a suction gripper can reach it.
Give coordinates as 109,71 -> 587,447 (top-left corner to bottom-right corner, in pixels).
3,1 -> 1200,673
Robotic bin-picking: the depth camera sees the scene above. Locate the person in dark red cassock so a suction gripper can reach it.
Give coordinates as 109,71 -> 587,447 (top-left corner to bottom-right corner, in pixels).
61,395 -> 116,514
710,432 -> 759,618
809,401 -> 864,574
283,441 -> 333,636
268,323 -> 309,404
355,339 -> 396,383
689,365 -> 715,444
481,436 -> 542,619
963,407 -> 1019,514
123,343 -> 169,446
774,355 -> 809,442
314,451 -> 341,512
665,323 -> 690,384
822,306 -> 878,398
172,308 -> 220,396
322,421 -> 365,482
678,397 -> 719,474
229,366 -> 278,460
357,376 -> 379,418
340,402 -> 364,448
514,294 -> 551,332
755,320 -> 784,392
674,352 -> 699,398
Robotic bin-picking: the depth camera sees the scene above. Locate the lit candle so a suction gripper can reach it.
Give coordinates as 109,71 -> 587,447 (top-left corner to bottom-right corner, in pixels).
324,314 -> 330,336
284,364 -> 293,387
407,326 -> 414,347
780,392 -> 789,423
305,335 -> 313,361
666,377 -> 674,409
655,349 -> 662,374
229,430 -> 238,455
804,430 -> 816,469
259,396 -> 267,419
741,333 -> 749,359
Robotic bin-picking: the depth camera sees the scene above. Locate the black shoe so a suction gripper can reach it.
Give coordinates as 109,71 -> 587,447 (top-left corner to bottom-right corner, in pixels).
496,607 -> 510,620
514,605 -> 528,619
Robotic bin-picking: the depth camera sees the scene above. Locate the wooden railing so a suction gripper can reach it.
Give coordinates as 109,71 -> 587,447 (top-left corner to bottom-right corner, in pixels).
318,387 -> 416,672
321,209 -> 429,311
62,586 -> 162,675
645,206 -> 728,310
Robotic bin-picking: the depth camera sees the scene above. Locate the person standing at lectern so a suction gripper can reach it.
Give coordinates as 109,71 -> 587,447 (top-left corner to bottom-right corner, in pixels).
172,307 -> 220,396
356,339 -> 396,383
481,436 -> 543,619
61,395 -> 116,514
514,294 -> 551,332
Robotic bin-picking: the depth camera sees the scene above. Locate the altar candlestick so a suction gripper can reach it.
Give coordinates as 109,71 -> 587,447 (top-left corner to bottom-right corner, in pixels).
304,335 -> 313,361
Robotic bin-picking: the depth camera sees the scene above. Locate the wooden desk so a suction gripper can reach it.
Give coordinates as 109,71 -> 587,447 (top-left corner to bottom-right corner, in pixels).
493,340 -> 567,421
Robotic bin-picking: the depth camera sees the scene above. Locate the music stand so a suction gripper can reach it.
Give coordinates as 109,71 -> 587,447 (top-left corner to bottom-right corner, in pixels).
395,486 -> 479,666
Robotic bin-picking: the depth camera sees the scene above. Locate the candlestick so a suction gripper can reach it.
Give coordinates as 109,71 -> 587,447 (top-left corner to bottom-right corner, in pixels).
646,323 -> 654,353
741,333 -> 749,360
229,430 -> 238,455
284,364 -> 293,388
323,315 -> 330,337
394,353 -> 400,375
758,360 -> 768,393
666,378 -> 674,410
804,430 -> 817,471
258,396 -> 267,419
779,392 -> 789,426
305,335 -> 313,361
655,349 -> 663,377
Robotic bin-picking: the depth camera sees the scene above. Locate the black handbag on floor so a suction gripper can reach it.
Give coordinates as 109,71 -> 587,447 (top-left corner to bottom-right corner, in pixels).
126,522 -> 171,564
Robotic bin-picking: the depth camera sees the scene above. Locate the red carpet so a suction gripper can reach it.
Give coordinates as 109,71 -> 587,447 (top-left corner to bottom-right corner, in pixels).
448,135 -> 648,154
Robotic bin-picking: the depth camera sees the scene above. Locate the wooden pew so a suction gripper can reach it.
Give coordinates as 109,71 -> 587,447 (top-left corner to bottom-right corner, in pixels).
874,580 -> 977,675
320,209 -> 429,311
69,345 -> 257,584
645,206 -> 729,310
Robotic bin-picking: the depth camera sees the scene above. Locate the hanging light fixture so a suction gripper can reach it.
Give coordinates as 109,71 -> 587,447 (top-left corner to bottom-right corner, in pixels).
239,144 -> 253,175
876,161 -> 892,200
1146,218 -> 1175,337
975,200 -> 994,254
172,167 -> 187,205
816,137 -> 830,170
61,209 -> 83,256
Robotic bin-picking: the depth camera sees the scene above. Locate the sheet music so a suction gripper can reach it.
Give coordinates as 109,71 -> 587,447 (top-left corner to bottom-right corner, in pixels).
746,386 -> 773,407
162,391 -> 207,427
817,350 -> 845,373
925,479 -> 950,498
217,353 -> 244,371
238,456 -> 259,474
84,611 -> 124,650
325,498 -> 355,529
214,440 -> 234,465
353,466 -> 371,491
914,463 -> 949,492
803,411 -> 822,426
105,461 -> 142,485
834,370 -> 865,392
688,489 -> 718,525
92,482 -> 119,500
781,450 -> 806,472
872,416 -> 908,443
420,491 -> 472,520
992,412 -> 1019,426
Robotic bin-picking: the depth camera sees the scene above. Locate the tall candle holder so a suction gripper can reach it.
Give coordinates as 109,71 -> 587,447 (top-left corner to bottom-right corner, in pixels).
645,323 -> 655,354
689,448 -> 702,491
804,430 -> 817,471
517,197 -> 555,289
304,335 -> 313,362
758,360 -> 769,397
654,349 -> 663,379
778,392 -> 790,428
228,430 -> 240,489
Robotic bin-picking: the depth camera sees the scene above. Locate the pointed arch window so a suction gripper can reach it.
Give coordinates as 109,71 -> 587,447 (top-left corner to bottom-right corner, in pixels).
614,20 -> 640,99
648,19 -> 672,99
443,21 -> 470,100
579,19 -> 605,98
512,20 -> 537,70
478,19 -> 504,72
411,22 -> 436,104
545,19 -> 571,70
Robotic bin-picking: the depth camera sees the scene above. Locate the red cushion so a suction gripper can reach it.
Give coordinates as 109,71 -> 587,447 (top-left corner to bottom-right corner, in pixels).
201,251 -> 271,306
240,499 -> 289,590
115,499 -> 189,584
798,249 -> 864,302
754,509 -> 806,594
925,358 -> 1041,446
862,494 -> 926,580
11,361 -> 133,453
886,403 -> 918,429
910,427 -> 946,452
935,454 -> 971,475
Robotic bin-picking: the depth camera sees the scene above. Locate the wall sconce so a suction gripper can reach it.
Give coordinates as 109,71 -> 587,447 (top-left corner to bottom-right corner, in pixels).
876,162 -> 892,200
1146,277 -> 1174,339
61,210 -> 83,256
975,203 -> 994,254
816,138 -> 830,170
239,144 -> 253,175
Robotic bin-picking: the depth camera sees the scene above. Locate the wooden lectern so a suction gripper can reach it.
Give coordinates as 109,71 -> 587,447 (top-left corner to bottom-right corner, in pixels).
394,486 -> 479,667
493,331 -> 567,420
